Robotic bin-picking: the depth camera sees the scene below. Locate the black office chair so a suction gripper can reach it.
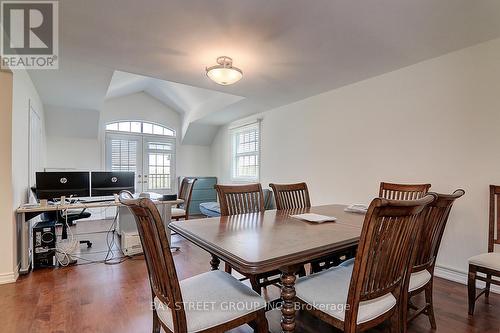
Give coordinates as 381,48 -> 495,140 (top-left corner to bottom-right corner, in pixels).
38,198 -> 93,248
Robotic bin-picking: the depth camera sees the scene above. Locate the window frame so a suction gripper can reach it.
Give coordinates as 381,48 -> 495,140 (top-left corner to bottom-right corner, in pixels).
104,120 -> 177,193
144,139 -> 176,191
105,120 -> 176,137
230,121 -> 261,182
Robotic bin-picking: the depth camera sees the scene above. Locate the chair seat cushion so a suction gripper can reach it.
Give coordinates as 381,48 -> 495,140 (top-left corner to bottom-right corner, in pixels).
408,270 -> 432,292
339,258 -> 355,268
199,202 -> 221,217
154,270 -> 266,332
171,207 -> 186,217
468,252 -> 500,271
295,265 -> 396,324
339,259 -> 433,293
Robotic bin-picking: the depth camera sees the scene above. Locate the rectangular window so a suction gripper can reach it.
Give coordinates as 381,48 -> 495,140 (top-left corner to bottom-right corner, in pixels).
231,122 -> 260,181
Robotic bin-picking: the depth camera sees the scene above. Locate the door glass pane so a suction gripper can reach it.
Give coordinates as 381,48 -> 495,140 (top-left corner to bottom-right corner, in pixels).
118,122 -> 131,132
130,122 -> 141,133
143,123 -> 153,134
148,142 -> 172,151
106,123 -> 118,131
153,125 -> 163,135
147,152 -> 171,190
163,128 -> 175,136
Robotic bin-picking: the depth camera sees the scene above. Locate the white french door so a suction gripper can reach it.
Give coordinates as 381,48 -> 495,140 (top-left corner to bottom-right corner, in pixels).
105,133 -> 176,194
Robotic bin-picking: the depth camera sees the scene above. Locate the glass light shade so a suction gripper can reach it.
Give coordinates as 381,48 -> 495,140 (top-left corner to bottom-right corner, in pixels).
206,67 -> 243,85
206,56 -> 243,85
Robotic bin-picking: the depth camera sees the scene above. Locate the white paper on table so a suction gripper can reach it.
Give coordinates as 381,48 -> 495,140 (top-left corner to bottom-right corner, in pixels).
344,204 -> 368,214
290,213 -> 337,223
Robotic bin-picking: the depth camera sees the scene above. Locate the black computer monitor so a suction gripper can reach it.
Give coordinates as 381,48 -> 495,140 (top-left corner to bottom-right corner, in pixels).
36,172 -> 90,200
91,171 -> 135,196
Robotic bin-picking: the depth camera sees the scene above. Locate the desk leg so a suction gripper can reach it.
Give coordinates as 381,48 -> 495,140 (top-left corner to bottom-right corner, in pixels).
280,266 -> 299,333
19,213 -> 31,274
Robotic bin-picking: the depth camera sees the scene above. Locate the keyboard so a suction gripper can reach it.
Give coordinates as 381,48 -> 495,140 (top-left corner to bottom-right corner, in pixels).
79,196 -> 115,203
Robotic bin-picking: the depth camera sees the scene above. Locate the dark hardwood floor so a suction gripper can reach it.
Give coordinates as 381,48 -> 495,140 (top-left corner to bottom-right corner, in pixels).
0,231 -> 499,332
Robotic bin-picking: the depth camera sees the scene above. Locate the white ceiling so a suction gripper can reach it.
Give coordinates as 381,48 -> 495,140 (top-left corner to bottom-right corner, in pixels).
29,0 -> 500,143
29,59 -> 113,110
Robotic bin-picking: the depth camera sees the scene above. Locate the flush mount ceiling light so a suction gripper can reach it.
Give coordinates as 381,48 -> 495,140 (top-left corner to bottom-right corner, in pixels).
206,56 -> 243,85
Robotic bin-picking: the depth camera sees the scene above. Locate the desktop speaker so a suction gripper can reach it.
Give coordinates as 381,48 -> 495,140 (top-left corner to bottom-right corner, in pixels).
33,221 -> 56,269
162,194 -> 177,201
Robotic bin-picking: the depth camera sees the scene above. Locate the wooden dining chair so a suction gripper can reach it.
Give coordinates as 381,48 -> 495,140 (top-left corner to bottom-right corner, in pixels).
172,177 -> 197,221
118,190 -> 268,333
215,183 -> 265,216
269,182 -> 311,210
468,185 -> 500,315
379,182 -> 431,200
269,182 -> 352,274
295,194 -> 436,333
214,183 -> 282,294
406,189 -> 465,328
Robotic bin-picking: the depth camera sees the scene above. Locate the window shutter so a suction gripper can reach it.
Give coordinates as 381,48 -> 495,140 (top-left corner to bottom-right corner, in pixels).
110,139 -> 137,172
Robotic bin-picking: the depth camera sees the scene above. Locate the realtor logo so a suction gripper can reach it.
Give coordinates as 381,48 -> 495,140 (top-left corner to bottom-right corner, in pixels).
1,1 -> 58,69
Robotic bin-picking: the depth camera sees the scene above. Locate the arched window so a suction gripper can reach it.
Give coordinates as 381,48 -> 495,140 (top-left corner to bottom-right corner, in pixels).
105,121 -> 175,136
105,121 -> 176,193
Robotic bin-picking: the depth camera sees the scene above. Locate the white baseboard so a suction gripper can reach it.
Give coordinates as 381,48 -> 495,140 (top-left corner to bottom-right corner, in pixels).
0,269 -> 18,285
435,265 -> 500,294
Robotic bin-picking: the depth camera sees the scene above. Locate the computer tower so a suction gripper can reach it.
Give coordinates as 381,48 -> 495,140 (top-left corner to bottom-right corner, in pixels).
33,221 -> 56,269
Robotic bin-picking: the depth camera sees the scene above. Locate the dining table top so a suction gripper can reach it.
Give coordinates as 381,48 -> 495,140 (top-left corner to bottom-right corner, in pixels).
169,204 -> 366,274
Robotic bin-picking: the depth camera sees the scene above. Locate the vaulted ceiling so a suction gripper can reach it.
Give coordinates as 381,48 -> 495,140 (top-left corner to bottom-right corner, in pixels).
29,0 -> 500,144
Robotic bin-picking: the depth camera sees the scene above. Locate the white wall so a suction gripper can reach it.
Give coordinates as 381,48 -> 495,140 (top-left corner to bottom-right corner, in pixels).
0,69 -> 15,283
211,38 -> 500,276
45,105 -> 100,170
45,105 -> 100,138
10,68 -> 47,278
177,145 -> 213,177
46,136 -> 100,170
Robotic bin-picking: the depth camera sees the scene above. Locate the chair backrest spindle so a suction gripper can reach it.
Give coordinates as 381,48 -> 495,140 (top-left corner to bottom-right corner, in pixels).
489,185 -> 500,252
269,182 -> 311,210
215,184 -> 265,216
379,182 -> 431,200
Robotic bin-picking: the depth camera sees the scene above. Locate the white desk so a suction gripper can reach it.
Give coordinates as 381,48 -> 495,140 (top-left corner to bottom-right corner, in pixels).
16,197 -> 182,274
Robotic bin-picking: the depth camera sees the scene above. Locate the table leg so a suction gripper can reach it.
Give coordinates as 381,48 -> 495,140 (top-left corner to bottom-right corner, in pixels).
210,254 -> 220,270
161,203 -> 178,251
280,267 -> 298,333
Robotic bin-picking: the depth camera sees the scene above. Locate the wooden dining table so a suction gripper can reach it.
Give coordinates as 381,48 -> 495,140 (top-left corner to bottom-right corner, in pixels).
169,204 -> 366,333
